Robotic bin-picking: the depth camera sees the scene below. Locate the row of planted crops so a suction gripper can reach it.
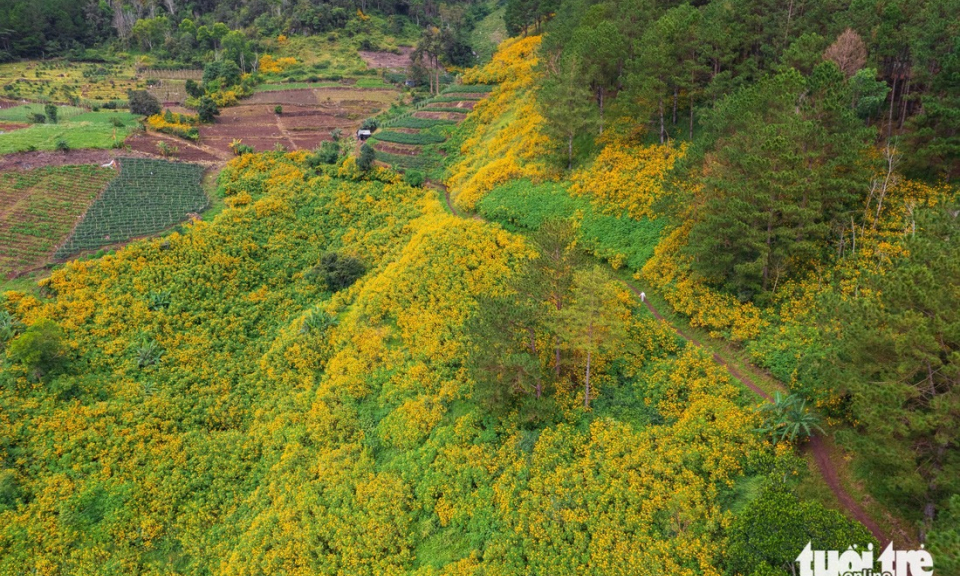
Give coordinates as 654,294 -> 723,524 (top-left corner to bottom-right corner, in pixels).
54,158 -> 207,258
367,84 -> 494,175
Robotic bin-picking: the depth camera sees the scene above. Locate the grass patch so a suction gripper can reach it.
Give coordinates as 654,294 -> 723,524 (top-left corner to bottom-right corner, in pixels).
0,122 -> 132,154
470,5 -> 507,64
0,104 -> 86,122
477,178 -> 665,270
56,159 -> 207,258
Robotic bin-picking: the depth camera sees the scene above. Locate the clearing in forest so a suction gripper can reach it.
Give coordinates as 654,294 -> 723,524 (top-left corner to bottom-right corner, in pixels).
0,165 -> 116,277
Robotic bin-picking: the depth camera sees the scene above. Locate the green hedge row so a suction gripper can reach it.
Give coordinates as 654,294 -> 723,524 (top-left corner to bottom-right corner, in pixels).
371,131 -> 446,145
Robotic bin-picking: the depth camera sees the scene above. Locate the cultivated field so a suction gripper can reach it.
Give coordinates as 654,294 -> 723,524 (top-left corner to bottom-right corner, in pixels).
369,85 -> 492,174
0,165 -> 116,277
129,87 -> 402,159
56,158 -> 207,258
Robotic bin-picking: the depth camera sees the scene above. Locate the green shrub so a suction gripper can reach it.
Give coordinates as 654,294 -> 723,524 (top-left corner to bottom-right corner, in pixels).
358,144 -> 376,171
309,252 -> 366,292
274,105 -> 283,115
44,104 -> 57,124
128,89 -> 161,116
403,170 -> 425,187
197,96 -> 220,123
5,318 -> 67,376
55,139 -> 70,152
30,113 -> 46,124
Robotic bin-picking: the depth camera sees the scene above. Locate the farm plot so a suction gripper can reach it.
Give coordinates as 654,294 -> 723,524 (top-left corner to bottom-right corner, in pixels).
369,85 -> 493,176
0,108 -> 138,154
55,158 -> 207,258
195,88 -> 401,155
0,165 -> 116,277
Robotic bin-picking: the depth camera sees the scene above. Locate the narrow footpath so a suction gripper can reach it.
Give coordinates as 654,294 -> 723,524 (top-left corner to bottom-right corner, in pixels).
437,181 -> 889,544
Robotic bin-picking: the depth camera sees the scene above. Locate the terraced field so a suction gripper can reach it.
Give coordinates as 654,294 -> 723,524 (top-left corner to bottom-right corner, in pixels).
0,165 -> 116,277
368,85 -> 493,175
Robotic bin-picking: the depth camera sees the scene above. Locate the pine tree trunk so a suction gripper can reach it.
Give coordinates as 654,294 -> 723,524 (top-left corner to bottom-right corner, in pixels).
658,97 -> 665,144
672,86 -> 678,125
567,134 -> 573,169
584,349 -> 591,408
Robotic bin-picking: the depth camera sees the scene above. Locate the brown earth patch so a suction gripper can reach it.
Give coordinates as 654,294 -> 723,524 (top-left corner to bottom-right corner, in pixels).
0,122 -> 28,133
359,47 -> 414,69
125,133 -> 223,163
424,100 -> 477,110
0,149 -> 153,171
372,141 -> 421,156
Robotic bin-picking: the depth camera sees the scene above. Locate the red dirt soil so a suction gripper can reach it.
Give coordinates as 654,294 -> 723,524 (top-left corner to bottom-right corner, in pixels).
372,141 -> 421,156
0,122 -> 28,133
358,47 -> 414,69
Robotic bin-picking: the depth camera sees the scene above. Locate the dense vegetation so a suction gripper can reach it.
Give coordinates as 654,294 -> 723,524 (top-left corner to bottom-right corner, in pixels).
0,149 -> 876,575
0,0 -> 958,572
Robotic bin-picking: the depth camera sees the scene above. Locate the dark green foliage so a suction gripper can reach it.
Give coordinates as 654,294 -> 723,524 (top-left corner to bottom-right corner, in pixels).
128,90 -> 161,117
203,60 -> 241,88
905,36 -> 960,181
757,392 -> 824,444
0,310 -> 23,346
928,495 -> 960,574
357,144 -> 376,171
44,104 -> 57,124
403,170 -> 425,187
834,204 -> 960,525
311,141 -> 341,165
686,67 -> 873,300
54,138 -> 70,152
30,113 -> 46,124
197,97 -> 220,123
274,105 -> 283,115
727,482 -> 876,575
311,252 -> 365,292
360,118 -> 379,131
5,318 -> 67,377
185,79 -> 204,99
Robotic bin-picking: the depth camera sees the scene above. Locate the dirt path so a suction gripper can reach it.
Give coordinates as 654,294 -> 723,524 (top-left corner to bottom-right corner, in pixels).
442,186 -> 889,544
151,131 -> 232,162
622,280 -> 887,543
275,115 -> 300,151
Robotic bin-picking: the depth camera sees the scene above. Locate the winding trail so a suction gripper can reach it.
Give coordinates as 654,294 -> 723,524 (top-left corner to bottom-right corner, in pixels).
438,182 -> 889,544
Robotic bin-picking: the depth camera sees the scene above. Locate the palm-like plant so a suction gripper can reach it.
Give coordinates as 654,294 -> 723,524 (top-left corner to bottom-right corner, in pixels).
758,392 -> 825,444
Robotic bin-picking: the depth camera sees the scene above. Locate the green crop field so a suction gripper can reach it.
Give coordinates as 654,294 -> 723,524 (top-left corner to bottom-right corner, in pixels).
55,158 -> 208,258
0,165 -> 117,277
385,117 -> 457,129
371,130 -> 447,145
0,111 -> 138,154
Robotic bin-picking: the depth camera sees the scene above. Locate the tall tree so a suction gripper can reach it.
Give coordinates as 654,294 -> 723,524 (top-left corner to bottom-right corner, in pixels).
685,66 -> 873,300
837,204 -> 960,538
556,266 -> 625,409
538,53 -> 598,169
